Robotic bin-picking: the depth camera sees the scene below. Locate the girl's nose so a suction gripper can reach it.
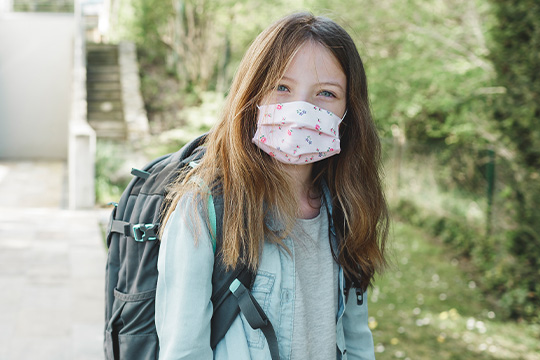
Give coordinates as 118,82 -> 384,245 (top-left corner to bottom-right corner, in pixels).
292,90 -> 312,104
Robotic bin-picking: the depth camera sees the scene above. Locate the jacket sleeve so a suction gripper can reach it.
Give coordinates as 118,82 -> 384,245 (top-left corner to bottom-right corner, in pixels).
342,289 -> 375,360
155,195 -> 215,359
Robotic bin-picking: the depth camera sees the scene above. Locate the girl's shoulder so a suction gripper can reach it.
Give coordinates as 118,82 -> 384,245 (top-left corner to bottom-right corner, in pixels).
162,189 -> 219,252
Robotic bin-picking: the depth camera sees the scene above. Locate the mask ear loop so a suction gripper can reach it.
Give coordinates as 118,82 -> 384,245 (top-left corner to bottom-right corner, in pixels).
338,109 -> 348,138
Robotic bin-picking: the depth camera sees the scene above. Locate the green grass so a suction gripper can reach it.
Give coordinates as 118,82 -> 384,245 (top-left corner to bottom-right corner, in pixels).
369,220 -> 540,360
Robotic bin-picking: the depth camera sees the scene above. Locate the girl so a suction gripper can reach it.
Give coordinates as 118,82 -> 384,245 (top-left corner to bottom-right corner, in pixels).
156,12 -> 389,360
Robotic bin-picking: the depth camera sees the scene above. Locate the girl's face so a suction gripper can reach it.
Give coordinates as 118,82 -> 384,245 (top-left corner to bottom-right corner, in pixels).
266,41 -> 347,118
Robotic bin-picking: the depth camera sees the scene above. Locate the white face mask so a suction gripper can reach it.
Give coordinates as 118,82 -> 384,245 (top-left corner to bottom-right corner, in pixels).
252,101 -> 346,164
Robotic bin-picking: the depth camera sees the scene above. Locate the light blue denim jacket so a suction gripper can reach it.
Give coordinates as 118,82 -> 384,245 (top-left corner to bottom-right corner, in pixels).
155,185 -> 375,359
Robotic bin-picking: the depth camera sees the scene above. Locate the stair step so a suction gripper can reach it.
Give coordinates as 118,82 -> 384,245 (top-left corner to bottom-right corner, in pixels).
86,43 -> 119,51
94,132 -> 126,140
87,65 -> 120,74
87,52 -> 118,58
87,91 -> 122,101
88,120 -> 126,130
88,118 -> 125,125
87,59 -> 118,66
86,43 -> 126,139
88,101 -> 123,112
87,72 -> 121,82
88,111 -> 124,121
88,120 -> 126,131
88,120 -> 127,139
87,54 -> 118,61
86,48 -> 118,58
87,82 -> 122,91
87,48 -> 118,55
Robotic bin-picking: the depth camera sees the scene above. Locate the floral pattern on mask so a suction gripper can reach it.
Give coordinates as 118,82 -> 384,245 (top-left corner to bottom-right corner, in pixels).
252,101 -> 344,164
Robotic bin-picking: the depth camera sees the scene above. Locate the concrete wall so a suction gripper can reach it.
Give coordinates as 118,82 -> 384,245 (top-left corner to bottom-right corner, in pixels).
0,13 -> 74,159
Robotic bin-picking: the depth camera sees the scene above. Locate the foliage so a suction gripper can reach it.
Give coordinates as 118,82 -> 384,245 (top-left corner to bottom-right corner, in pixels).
116,0 -> 305,133
333,0 -> 540,321
490,0 -> 540,169
95,140 -> 133,206
142,91 -> 224,159
487,0 -> 540,322
386,139 -> 540,322
114,0 -> 301,93
309,0 -> 498,147
93,91 -> 221,206
115,0 -> 499,149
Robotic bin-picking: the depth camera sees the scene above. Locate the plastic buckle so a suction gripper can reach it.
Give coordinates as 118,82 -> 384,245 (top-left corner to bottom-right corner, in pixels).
133,223 -> 157,242
356,288 -> 364,306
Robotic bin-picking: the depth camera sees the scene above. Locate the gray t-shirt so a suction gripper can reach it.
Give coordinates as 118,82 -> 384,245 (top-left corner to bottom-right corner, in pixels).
290,203 -> 339,359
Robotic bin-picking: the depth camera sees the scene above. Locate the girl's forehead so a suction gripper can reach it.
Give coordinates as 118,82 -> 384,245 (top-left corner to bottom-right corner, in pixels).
282,41 -> 346,86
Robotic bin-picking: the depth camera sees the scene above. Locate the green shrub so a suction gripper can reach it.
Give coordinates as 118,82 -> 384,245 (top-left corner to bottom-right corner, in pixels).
488,0 -> 540,322
95,140 -> 132,206
393,195 -> 539,323
393,199 -> 477,257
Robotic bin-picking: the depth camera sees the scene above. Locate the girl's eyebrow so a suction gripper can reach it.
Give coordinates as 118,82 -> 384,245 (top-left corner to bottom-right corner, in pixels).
319,81 -> 345,91
282,76 -> 344,92
281,76 -> 345,92
281,76 -> 297,83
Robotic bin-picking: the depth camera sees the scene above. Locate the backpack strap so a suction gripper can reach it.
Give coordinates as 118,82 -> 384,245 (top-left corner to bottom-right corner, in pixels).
131,168 -> 150,180
190,173 -> 276,356
208,191 -> 217,253
188,172 -> 218,253
229,279 -> 280,360
208,192 -> 278,359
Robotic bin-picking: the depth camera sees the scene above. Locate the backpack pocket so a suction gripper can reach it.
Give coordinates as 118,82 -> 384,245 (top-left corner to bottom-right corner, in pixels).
241,271 -> 276,349
105,288 -> 158,360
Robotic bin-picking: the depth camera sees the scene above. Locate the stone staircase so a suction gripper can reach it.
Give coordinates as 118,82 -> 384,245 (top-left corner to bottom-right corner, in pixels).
86,43 -> 126,139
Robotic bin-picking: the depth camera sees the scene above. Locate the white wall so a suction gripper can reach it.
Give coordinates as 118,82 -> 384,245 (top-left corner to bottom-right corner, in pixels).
0,13 -> 74,159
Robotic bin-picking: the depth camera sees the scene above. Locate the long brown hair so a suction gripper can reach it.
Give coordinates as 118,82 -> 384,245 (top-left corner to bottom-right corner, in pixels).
161,12 -> 389,291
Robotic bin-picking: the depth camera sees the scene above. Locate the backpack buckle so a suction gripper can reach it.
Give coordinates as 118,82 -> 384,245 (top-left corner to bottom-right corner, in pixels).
133,223 -> 157,242
356,288 -> 364,306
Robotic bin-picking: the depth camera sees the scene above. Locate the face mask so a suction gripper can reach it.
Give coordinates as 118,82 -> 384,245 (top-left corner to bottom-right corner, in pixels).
252,101 -> 345,164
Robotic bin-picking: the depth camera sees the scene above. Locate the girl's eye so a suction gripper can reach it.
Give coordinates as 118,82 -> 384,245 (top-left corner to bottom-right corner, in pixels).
318,90 -> 336,98
277,84 -> 289,92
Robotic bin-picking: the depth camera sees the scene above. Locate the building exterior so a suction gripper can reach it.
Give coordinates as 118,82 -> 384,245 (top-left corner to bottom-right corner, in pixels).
0,0 -> 96,208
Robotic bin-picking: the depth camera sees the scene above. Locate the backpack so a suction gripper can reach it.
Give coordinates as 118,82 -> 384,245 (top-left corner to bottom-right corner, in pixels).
104,133 -> 279,360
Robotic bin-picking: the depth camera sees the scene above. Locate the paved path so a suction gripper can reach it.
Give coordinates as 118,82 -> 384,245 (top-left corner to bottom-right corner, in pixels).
0,161 -> 109,360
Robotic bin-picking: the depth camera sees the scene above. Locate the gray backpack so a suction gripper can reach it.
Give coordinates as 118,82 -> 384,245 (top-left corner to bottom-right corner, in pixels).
104,133 -> 279,359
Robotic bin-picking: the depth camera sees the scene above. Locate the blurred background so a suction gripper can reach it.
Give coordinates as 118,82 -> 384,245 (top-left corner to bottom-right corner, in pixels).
0,0 -> 539,359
